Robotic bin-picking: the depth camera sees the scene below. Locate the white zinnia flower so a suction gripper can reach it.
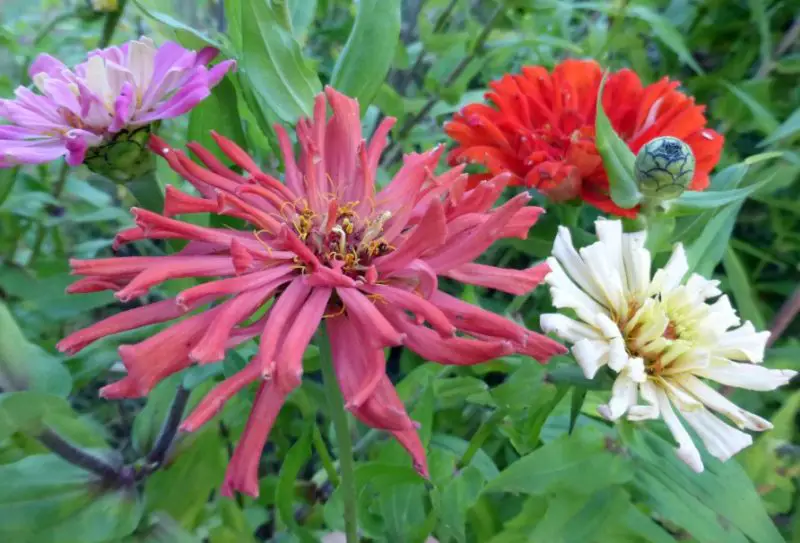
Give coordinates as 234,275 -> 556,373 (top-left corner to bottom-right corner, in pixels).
541,219 -> 796,472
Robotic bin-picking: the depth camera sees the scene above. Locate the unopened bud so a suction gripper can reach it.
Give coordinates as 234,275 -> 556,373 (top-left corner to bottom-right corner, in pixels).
634,136 -> 695,201
84,125 -> 155,183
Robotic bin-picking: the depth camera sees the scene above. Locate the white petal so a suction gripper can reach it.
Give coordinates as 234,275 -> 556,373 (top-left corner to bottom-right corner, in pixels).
625,357 -> 647,383
594,314 -> 628,372
622,230 -> 651,302
572,338 -> 611,379
648,243 -> 688,296
661,347 -> 710,375
715,321 -> 770,363
595,218 -> 625,287
580,242 -> 627,317
677,375 -> 773,431
628,380 -> 660,420
127,38 -> 156,91
684,273 -> 721,302
552,226 -> 607,304
84,55 -> 111,106
696,359 -> 796,391
545,257 -> 608,324
540,313 -> 603,343
681,407 -> 753,463
656,388 -> 704,472
598,372 -> 637,420
659,376 -> 704,410
697,294 -> 740,337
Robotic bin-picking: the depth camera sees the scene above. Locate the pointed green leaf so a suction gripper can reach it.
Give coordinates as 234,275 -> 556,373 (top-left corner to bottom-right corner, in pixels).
233,0 -> 321,123
330,0 -> 401,109
0,302 -> 71,396
595,74 -> 642,209
484,428 -> 632,496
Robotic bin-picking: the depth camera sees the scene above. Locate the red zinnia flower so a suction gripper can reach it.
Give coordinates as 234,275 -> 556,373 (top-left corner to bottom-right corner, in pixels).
444,59 -> 724,217
58,87 -> 565,497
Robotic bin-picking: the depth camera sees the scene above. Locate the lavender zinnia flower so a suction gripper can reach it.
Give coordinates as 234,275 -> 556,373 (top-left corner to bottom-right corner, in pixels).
0,37 -> 234,170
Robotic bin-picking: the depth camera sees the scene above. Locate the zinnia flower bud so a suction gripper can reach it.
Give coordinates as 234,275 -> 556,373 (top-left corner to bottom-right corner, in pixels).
83,125 -> 154,182
634,136 -> 696,202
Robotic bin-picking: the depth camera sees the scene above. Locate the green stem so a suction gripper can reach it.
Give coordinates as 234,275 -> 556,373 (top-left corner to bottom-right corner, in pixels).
126,165 -> 165,212
29,161 -> 69,267
318,326 -> 358,543
98,0 -> 129,48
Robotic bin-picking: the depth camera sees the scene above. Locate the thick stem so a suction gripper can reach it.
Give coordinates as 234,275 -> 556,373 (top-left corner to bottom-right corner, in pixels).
38,427 -> 128,484
318,326 -> 358,543
98,0 -> 130,48
146,385 -> 190,465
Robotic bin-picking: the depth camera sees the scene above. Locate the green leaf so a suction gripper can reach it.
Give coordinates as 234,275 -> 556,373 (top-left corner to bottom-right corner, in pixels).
330,0 -> 401,109
436,465 -> 486,543
627,6 -> 704,74
274,427 -> 316,542
0,301 -> 71,396
288,0 -> 318,41
625,427 -> 784,543
595,74 -> 642,209
0,167 -> 19,207
684,202 -> 743,276
747,0 -> 771,76
188,75 -> 248,162
144,427 -> 228,528
234,0 -> 321,123
131,0 -> 219,49
724,83 -> 781,135
0,454 -> 142,543
380,484 -> 427,542
484,428 -> 632,496
670,171 -> 778,214
761,106 -> 800,147
722,247 -> 767,330
124,512 -> 198,543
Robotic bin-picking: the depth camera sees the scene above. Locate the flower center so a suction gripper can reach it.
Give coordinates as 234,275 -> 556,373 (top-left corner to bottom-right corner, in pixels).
619,299 -> 683,377
291,200 -> 394,277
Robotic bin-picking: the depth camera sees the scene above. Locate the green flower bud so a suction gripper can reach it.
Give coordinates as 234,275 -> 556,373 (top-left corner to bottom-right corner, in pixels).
634,136 -> 695,201
84,125 -> 156,183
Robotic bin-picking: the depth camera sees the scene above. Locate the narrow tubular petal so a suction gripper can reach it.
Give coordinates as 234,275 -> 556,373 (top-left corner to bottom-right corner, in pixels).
190,283 -> 280,363
360,284 -> 454,337
443,261 -> 550,295
374,199 -> 447,275
327,315 -> 384,409
350,376 -> 429,477
382,307 -> 512,365
221,381 -> 289,498
676,375 -> 773,431
273,287 -> 331,393
432,290 -> 529,344
695,359 -> 796,391
259,278 -> 312,376
681,407 -> 753,463
57,298 -> 186,355
113,257 -> 237,301
656,388 -> 704,473
181,362 -> 261,432
336,287 -> 405,348
176,265 -> 293,309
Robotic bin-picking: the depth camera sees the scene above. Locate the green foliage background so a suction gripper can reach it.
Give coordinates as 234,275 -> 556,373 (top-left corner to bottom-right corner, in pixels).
0,0 -> 798,541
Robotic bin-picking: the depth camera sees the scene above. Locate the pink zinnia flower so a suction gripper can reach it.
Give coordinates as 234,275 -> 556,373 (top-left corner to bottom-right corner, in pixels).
58,87 -> 565,497
0,37 -> 234,167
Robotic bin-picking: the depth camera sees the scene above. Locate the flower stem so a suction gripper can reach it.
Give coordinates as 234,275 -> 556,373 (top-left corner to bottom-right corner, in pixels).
98,0 -> 129,49
318,326 -> 358,543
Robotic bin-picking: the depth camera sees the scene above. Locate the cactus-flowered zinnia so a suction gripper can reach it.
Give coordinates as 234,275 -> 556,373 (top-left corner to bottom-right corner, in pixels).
0,37 -> 233,169
58,87 -> 566,497
540,219 -> 796,471
444,59 -> 723,217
